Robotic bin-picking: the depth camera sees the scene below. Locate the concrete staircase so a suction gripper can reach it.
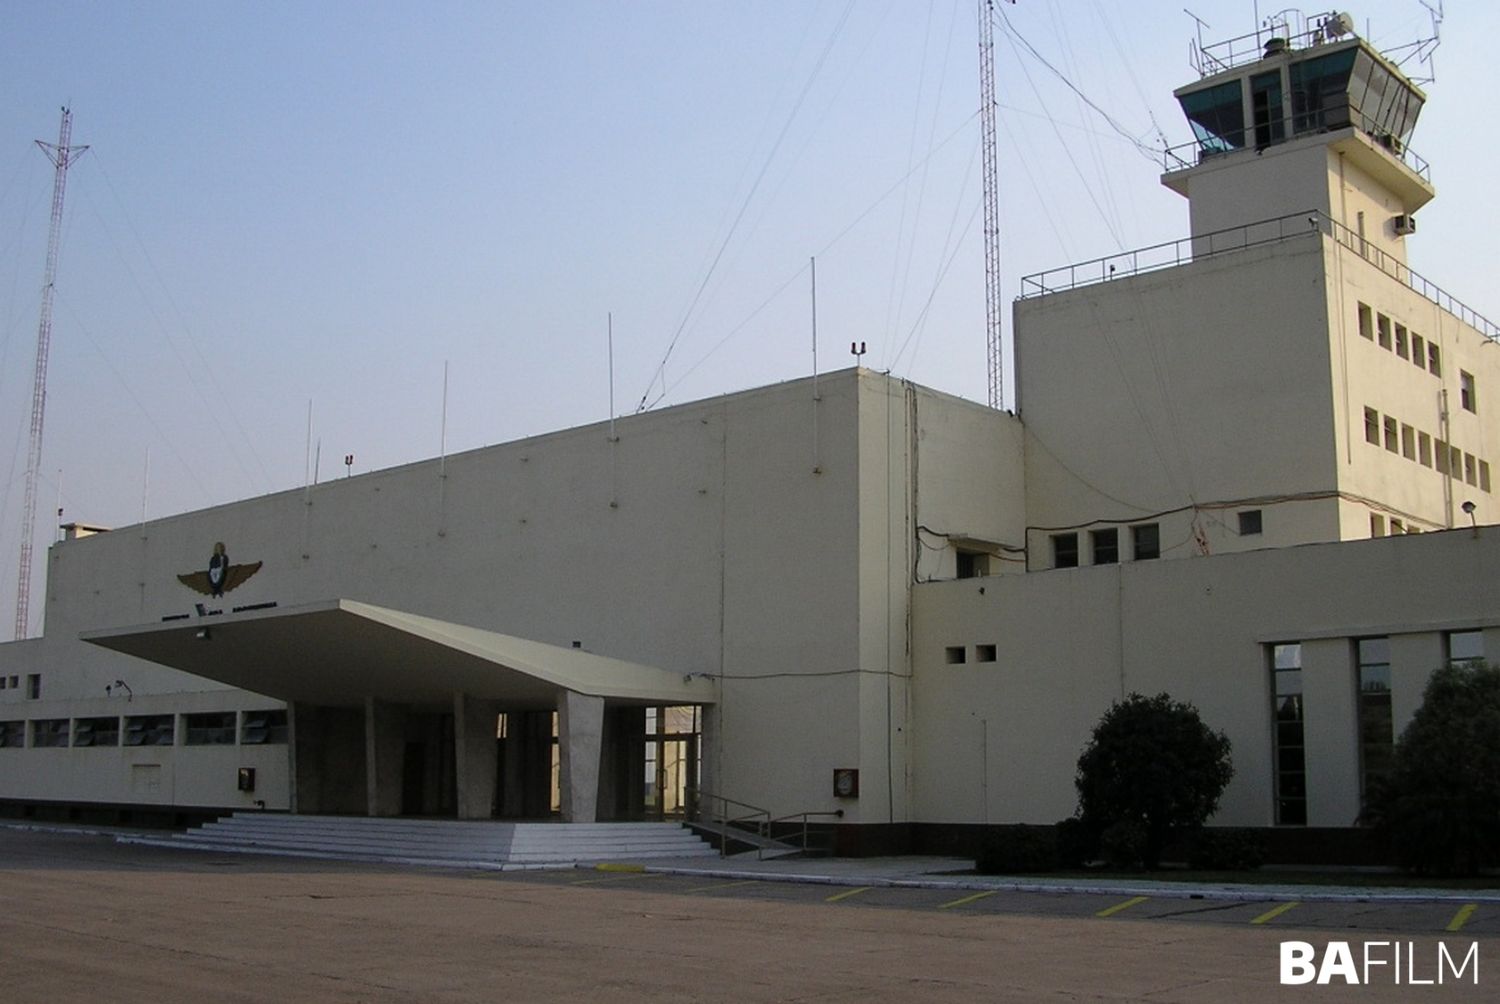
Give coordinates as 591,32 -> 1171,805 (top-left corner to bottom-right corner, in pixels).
118,813 -> 716,870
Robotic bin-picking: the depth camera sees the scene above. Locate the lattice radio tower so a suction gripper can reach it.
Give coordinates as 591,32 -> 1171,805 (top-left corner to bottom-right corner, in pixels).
14,108 -> 88,640
977,0 -> 1004,410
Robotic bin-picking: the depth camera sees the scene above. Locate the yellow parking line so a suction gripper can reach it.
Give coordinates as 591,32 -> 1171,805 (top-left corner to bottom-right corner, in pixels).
593,862 -> 645,873
1251,901 -> 1300,925
825,886 -> 872,903
1096,895 -> 1149,918
684,879 -> 759,894
1447,904 -> 1479,932
938,890 -> 997,910
569,871 -> 661,886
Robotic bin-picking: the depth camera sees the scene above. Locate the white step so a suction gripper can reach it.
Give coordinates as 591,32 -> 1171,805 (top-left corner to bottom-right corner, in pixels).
117,813 -> 716,869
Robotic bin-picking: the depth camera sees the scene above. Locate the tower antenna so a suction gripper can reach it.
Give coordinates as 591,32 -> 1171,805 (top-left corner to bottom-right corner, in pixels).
978,2 -> 1005,410
14,108 -> 87,640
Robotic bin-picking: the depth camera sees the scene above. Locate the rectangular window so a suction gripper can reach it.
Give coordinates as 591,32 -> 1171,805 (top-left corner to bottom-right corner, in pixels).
1411,333 -> 1425,368
1090,528 -> 1119,565
1383,415 -> 1398,453
1452,446 -> 1465,478
0,720 -> 27,748
955,549 -> 989,579
124,714 -> 175,747
1481,460 -> 1492,493
1357,302 -> 1373,339
1464,453 -> 1478,487
1376,314 -> 1391,349
1447,630 -> 1484,668
1435,440 -> 1450,475
241,709 -> 289,745
1356,638 -> 1394,812
1428,343 -> 1441,376
73,716 -> 120,748
1132,523 -> 1160,560
1394,323 -> 1408,359
944,646 -> 967,665
0,678 -> 5,690
1370,513 -> 1385,537
1271,643 -> 1307,826
31,719 -> 70,748
1401,423 -> 1416,460
1051,533 -> 1079,569
184,712 -> 237,745
1363,407 -> 1380,445
1460,371 -> 1477,413
975,644 -> 997,663
1418,432 -> 1432,467
1390,518 -> 1405,534
1238,509 -> 1263,536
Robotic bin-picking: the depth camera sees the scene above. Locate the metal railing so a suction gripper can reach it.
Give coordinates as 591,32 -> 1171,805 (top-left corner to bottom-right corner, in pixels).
689,790 -> 843,859
1018,210 -> 1500,344
1161,112 -> 1429,182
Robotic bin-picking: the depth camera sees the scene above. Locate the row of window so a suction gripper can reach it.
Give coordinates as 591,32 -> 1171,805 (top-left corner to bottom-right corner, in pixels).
1051,522 -> 1162,568
1355,303 -> 1480,414
0,710 -> 287,750
1357,302 -> 1442,376
0,674 -> 40,699
1270,630 -> 1484,825
1361,405 -> 1492,492
944,644 -> 998,665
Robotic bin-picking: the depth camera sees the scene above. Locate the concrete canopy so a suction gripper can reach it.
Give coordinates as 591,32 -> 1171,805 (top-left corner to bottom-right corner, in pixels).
81,599 -> 716,711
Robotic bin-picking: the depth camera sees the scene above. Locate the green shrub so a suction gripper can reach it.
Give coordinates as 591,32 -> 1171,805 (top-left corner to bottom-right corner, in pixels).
1098,819 -> 1147,870
1367,662 -> 1500,876
975,826 -> 1059,874
1187,828 -> 1266,871
1075,693 -> 1234,869
1053,817 -> 1096,869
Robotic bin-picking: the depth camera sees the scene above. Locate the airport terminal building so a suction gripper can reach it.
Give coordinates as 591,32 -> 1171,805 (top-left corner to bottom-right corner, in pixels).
2,18 -> 1496,853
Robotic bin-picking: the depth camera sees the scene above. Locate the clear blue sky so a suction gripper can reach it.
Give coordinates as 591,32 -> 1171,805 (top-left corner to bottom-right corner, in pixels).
0,1 -> 1490,635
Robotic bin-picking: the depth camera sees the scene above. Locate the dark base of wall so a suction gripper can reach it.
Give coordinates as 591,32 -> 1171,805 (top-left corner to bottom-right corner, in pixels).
0,798 -> 255,832
826,822 -> 1398,868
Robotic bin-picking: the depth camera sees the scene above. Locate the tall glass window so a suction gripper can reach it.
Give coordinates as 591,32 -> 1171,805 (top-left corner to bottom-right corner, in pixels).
1251,71 -> 1285,147
1356,638 -> 1393,813
1179,80 -> 1245,153
1271,643 -> 1306,825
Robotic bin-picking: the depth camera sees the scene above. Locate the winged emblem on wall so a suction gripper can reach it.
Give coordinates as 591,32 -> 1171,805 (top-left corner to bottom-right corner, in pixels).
177,542 -> 262,597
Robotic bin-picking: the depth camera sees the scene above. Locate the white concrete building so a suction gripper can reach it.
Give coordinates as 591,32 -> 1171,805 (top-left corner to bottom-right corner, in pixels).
1,13 -> 1495,857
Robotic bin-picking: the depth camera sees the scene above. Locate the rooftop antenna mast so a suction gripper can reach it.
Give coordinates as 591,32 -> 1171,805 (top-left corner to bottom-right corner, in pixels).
978,1 -> 1004,410
14,108 -> 87,640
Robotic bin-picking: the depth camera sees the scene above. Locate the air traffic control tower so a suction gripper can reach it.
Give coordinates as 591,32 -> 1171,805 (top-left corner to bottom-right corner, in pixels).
1015,11 -> 1496,568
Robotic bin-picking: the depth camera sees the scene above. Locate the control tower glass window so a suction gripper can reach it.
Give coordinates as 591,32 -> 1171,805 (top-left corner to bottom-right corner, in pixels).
1251,71 -> 1285,148
1180,80 -> 1244,154
1289,49 -> 1356,134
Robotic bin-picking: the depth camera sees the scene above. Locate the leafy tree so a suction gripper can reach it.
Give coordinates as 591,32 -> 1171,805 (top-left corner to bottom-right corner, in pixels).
1367,663 -> 1500,876
1075,692 -> 1233,869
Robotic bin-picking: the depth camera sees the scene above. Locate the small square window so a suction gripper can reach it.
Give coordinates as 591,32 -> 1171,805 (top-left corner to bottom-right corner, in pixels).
1429,343 -> 1442,376
1238,510 -> 1263,536
955,549 -> 989,579
1394,324 -> 1408,359
1051,533 -> 1079,569
1383,416 -> 1398,453
1357,303 -> 1373,340
944,646 -> 967,665
1418,432 -> 1432,467
1460,371 -> 1477,413
1090,528 -> 1119,565
1390,518 -> 1405,534
1411,333 -> 1426,368
1447,630 -> 1485,667
1376,314 -> 1392,350
1370,513 -> 1385,537
0,678 -> 6,690
1363,407 -> 1380,445
975,644 -> 997,663
1132,523 -> 1160,560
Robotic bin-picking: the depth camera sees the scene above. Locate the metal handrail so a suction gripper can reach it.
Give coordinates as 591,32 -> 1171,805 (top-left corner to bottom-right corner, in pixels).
767,809 -> 845,857
1017,209 -> 1500,343
1161,112 -> 1428,180
690,789 -> 771,858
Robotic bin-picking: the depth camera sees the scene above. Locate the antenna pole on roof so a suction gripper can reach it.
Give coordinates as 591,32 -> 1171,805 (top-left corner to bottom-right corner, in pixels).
978,1 -> 1005,410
